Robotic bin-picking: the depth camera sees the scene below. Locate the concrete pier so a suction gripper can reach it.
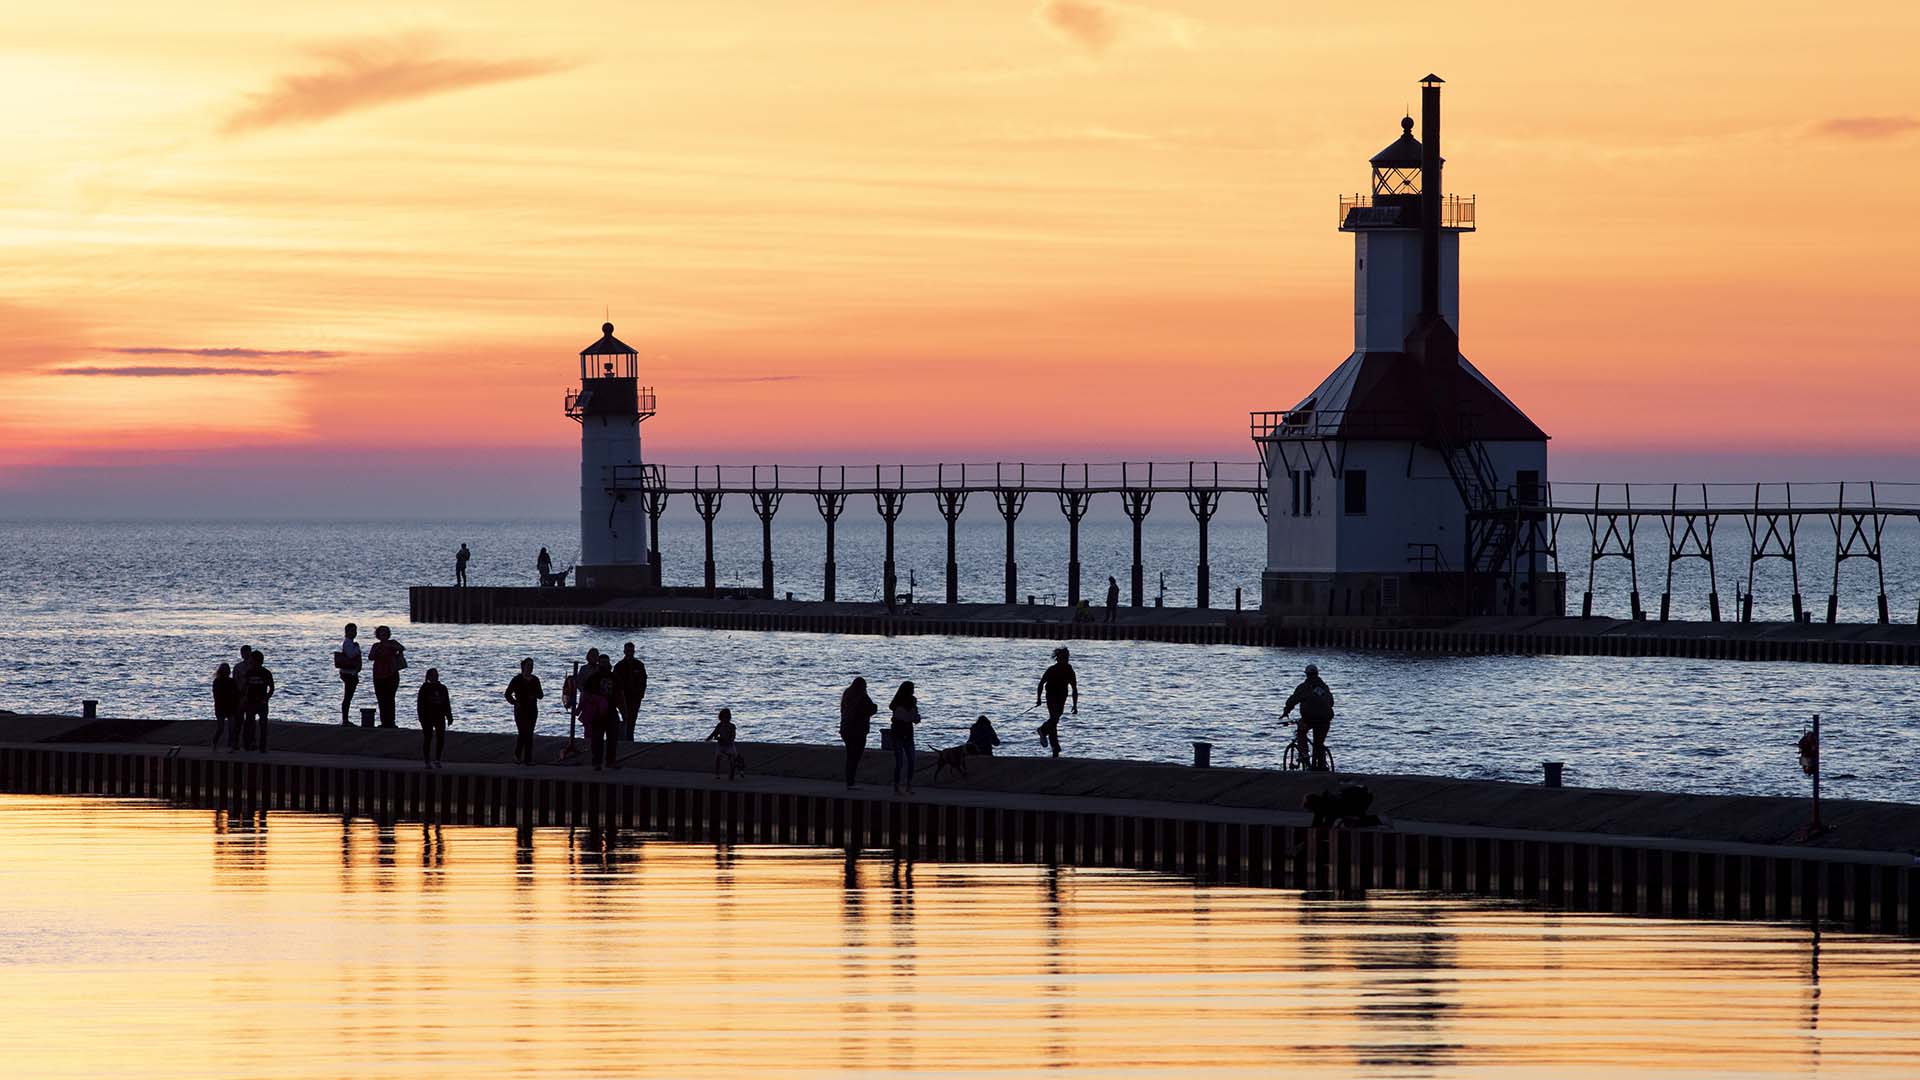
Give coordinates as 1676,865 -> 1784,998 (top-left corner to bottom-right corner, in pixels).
410,587 -> 1920,666
5,713 -> 1915,935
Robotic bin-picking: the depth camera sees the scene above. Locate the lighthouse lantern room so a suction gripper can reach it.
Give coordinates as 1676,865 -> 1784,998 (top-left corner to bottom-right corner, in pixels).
568,322 -> 657,589
1253,76 -> 1560,617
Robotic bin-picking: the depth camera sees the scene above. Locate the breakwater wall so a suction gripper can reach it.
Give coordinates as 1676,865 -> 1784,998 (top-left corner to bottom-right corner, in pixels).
4,715 -> 1916,936
410,587 -> 1920,665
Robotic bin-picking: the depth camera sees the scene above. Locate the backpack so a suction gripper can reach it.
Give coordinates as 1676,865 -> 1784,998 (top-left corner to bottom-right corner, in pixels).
1302,681 -> 1334,723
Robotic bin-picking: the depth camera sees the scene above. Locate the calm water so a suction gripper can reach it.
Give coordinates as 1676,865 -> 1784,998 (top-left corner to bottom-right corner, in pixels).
2,795 -> 1917,1079
3,518 -> 1918,800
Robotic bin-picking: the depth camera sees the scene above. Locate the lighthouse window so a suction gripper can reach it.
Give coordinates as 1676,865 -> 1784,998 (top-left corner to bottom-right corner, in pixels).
1288,471 -> 1301,516
1344,470 -> 1368,515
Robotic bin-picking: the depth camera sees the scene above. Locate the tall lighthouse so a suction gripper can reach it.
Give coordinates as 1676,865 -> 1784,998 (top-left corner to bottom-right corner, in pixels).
1253,76 -> 1557,617
568,322 -> 656,589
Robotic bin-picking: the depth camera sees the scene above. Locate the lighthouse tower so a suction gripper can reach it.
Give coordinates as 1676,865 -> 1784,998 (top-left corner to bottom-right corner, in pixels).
568,322 -> 656,590
1253,76 -> 1558,616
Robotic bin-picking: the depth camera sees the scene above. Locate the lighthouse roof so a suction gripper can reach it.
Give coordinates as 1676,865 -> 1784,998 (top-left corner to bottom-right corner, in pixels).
1287,349 -> 1548,441
581,322 -> 637,357
1370,116 -> 1432,168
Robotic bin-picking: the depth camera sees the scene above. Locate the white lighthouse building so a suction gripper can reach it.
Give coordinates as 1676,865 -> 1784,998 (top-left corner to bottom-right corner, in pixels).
1255,76 -> 1558,616
568,322 -> 656,589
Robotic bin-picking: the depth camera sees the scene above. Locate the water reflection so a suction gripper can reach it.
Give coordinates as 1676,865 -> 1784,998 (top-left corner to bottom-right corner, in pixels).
5,794 -> 1920,1079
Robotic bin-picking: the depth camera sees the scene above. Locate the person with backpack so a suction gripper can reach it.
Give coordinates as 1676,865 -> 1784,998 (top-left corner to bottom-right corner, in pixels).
367,625 -> 406,728
1280,663 -> 1336,771
239,649 -> 275,753
335,622 -> 363,726
504,658 -> 544,766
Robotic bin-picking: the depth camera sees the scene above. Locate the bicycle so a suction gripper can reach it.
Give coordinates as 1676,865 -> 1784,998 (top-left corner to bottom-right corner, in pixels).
1281,735 -> 1335,773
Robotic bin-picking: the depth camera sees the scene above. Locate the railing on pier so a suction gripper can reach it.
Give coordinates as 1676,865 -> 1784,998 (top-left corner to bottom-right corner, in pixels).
1337,193 -> 1476,231
616,461 -> 1265,494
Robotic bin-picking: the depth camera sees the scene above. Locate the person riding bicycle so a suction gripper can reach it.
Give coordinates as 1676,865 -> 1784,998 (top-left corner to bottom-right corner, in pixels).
1280,663 -> 1334,771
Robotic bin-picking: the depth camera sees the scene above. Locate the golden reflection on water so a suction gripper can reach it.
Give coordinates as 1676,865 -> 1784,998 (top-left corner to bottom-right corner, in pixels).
2,795 -> 1918,1079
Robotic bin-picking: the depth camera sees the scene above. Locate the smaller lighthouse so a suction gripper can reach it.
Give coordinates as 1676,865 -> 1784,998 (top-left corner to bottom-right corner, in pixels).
568,323 -> 656,589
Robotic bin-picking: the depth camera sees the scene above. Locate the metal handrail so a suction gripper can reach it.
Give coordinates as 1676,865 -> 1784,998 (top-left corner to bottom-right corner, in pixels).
612,461 -> 1266,494
1337,192 -> 1476,230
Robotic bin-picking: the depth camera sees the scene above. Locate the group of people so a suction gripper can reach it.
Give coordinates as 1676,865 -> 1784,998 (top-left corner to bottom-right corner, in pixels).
210,646 -> 276,752
561,643 -> 650,771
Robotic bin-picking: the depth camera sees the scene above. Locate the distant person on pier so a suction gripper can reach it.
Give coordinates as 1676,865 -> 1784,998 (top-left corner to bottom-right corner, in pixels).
1106,577 -> 1121,623
368,626 -> 407,728
1280,663 -> 1335,772
211,662 -> 238,751
416,668 -> 452,769
706,708 -> 743,780
335,623 -> 362,726
504,658 -> 544,766
839,676 -> 878,789
613,642 -> 648,742
455,543 -> 472,587
240,649 -> 275,753
889,681 -> 920,796
537,546 -> 553,584
1034,647 -> 1078,757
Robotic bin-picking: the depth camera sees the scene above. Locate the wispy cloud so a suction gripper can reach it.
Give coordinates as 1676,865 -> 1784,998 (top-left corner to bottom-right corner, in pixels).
223,32 -> 571,135
1035,1 -> 1195,57
55,366 -> 295,378
1810,115 -> 1920,140
110,346 -> 342,359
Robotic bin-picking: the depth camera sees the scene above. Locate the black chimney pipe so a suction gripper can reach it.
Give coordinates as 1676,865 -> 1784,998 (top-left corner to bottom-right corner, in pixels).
1419,75 -> 1443,319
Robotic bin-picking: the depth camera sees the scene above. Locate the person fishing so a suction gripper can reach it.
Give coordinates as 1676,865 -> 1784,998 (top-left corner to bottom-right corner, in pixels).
1034,647 -> 1078,757
1280,663 -> 1335,771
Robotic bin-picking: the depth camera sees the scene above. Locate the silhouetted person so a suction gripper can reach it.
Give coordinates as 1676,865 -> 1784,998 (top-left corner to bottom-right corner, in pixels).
889,681 -> 920,796
1035,646 -> 1077,757
505,658 -> 543,766
839,676 -> 877,789
335,622 -> 362,725
240,649 -> 275,753
613,642 -> 647,742
368,626 -> 406,728
1105,576 -> 1121,623
417,667 -> 452,769
580,654 -> 618,771
211,662 -> 238,751
1280,663 -> 1335,771
455,543 -> 471,587
707,708 -> 742,780
229,647 -> 254,750
967,714 -> 1001,756
537,546 -> 553,583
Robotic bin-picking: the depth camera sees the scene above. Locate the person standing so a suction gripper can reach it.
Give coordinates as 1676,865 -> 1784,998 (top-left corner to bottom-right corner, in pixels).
537,547 -> 553,584
211,663 -> 239,751
706,708 -> 742,780
229,647 -> 254,750
580,654 -> 618,771
335,622 -> 363,726
1280,663 -> 1335,771
1105,576 -> 1121,623
1034,646 -> 1078,757
368,625 -> 406,728
838,676 -> 877,789
888,681 -> 920,796
240,650 -> 275,754
416,667 -> 452,769
612,642 -> 648,743
504,658 -> 544,766
455,543 -> 472,587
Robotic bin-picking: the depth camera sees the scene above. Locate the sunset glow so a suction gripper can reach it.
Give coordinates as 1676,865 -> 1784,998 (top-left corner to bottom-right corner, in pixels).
4,1 -> 1918,506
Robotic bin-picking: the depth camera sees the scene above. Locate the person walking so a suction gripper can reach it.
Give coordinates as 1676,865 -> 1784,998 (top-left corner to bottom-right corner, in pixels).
416,668 -> 452,769
211,662 -> 239,751
368,625 -> 406,728
240,649 -> 275,753
612,642 -> 648,743
839,676 -> 877,789
536,546 -> 553,584
1280,663 -> 1335,771
335,622 -> 363,726
706,708 -> 743,780
888,681 -> 920,796
580,654 -> 618,771
455,543 -> 472,587
1034,647 -> 1078,757
504,658 -> 544,766
1105,576 -> 1121,623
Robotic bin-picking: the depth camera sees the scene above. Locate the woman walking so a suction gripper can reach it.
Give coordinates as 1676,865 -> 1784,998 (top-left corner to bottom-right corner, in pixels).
210,663 -> 238,751
888,680 -> 920,796
504,658 -> 543,766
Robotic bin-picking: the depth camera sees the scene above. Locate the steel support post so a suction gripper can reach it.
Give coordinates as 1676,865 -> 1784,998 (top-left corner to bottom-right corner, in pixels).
692,492 -> 724,596
750,491 -> 781,598
876,492 -> 907,608
815,493 -> 846,602
1058,491 -> 1092,608
992,490 -> 1026,604
1121,490 -> 1153,607
1186,489 -> 1220,609
643,490 -> 669,588
935,491 -> 967,605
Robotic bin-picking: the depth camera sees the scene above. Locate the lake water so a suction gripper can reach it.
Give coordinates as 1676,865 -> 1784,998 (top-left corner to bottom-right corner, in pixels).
3,518 -> 1918,801
2,795 -> 1917,1079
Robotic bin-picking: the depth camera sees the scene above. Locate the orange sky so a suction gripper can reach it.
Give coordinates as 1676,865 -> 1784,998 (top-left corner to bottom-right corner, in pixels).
3,1 -> 1918,493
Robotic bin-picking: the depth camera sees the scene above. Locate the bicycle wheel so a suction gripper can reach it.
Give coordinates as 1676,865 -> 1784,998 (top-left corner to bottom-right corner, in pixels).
1281,742 -> 1300,770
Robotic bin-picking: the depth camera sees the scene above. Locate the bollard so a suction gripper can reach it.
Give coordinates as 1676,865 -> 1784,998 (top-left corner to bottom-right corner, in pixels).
361,707 -> 376,728
1544,762 -> 1564,788
1235,587 -> 1242,611
82,700 -> 98,720
1192,741 -> 1212,768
